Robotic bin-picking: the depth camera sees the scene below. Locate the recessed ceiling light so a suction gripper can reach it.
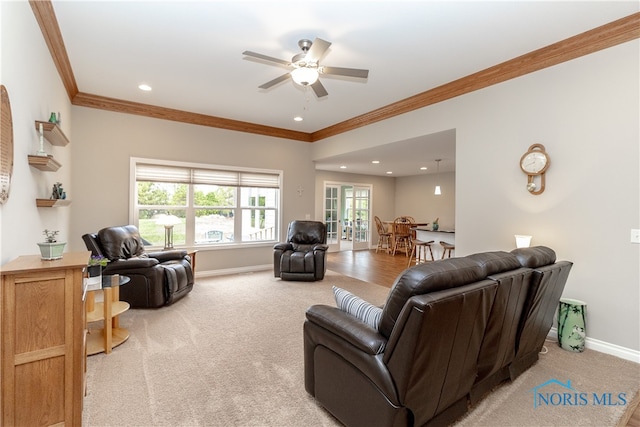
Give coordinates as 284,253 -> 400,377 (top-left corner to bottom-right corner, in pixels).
420,166 -> 427,170
372,160 -> 380,164
138,83 -> 152,91
340,165 -> 347,169
386,171 -> 393,175
294,116 -> 303,122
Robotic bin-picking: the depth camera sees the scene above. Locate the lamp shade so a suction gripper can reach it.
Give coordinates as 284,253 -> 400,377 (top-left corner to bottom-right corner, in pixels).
514,234 -> 532,248
291,67 -> 319,86
156,214 -> 181,227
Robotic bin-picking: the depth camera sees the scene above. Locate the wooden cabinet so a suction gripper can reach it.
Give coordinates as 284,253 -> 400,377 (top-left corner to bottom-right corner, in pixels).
1,251 -> 90,426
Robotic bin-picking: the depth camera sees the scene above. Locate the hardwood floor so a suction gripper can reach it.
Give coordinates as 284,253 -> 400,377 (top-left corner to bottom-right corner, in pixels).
326,248 -> 413,288
326,249 -> 640,427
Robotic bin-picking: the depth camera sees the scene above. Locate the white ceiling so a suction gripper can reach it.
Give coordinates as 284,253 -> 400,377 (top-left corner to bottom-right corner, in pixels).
51,1 -> 638,176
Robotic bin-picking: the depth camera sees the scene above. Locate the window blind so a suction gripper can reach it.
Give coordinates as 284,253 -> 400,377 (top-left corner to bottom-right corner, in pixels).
136,163 -> 280,188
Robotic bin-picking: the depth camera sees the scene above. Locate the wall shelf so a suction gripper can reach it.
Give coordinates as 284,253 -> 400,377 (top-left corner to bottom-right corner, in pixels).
28,154 -> 62,171
34,120 -> 69,146
36,198 -> 71,207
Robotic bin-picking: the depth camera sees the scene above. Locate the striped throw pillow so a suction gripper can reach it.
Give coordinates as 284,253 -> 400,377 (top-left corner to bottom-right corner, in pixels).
333,286 -> 382,330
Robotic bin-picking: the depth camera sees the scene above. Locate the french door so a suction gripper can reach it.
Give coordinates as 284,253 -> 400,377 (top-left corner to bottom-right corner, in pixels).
324,182 -> 371,251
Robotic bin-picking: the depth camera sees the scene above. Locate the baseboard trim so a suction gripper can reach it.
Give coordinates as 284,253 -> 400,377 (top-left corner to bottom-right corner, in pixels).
196,264 -> 272,278
548,327 -> 640,363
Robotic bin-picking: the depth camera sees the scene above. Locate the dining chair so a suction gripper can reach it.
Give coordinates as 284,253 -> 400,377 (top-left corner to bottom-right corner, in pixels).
374,216 -> 392,253
392,216 -> 413,256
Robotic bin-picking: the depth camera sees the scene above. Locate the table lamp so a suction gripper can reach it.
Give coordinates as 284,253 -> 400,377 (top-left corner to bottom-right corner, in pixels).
156,214 -> 181,250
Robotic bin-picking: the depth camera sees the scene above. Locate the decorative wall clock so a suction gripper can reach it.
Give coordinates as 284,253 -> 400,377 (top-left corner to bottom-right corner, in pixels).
520,143 -> 549,195
0,85 -> 14,204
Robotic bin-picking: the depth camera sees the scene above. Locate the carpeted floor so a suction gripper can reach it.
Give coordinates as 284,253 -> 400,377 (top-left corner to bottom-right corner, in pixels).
83,270 -> 640,426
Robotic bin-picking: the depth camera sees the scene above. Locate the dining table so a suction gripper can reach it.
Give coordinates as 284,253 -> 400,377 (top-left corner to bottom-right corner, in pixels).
383,221 -> 430,255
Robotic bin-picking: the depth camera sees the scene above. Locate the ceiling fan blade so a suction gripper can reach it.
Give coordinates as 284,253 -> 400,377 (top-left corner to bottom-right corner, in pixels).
258,73 -> 291,89
311,79 -> 328,98
321,66 -> 369,79
305,38 -> 331,63
243,51 -> 291,67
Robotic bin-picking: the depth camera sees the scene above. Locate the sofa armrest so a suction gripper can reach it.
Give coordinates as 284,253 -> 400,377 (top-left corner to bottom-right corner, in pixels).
273,242 -> 293,251
147,250 -> 188,262
306,305 -> 386,355
313,244 -> 329,252
104,257 -> 160,272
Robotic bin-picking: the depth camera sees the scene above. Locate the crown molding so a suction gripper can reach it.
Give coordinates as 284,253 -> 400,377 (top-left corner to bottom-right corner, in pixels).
72,92 -> 312,142
310,12 -> 640,141
29,0 -> 79,100
30,2 -> 639,143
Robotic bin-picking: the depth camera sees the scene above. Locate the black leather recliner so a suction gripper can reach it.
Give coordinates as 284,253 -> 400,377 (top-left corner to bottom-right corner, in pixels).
82,225 -> 194,308
273,220 -> 328,281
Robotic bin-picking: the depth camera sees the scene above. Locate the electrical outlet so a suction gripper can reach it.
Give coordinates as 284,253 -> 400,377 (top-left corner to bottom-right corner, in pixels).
631,229 -> 640,244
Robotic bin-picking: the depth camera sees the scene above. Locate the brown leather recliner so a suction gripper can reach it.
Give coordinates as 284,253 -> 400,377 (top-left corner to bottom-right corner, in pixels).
82,225 -> 194,308
273,220 -> 328,281
304,247 -> 572,427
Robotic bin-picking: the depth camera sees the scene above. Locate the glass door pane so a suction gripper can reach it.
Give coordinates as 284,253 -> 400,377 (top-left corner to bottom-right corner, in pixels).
352,186 -> 371,250
324,185 -> 340,251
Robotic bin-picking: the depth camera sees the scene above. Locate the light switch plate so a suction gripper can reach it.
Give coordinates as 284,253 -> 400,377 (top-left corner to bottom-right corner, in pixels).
631,229 -> 640,244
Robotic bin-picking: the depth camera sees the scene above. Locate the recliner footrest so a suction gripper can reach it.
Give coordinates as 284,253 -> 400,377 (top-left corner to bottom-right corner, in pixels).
161,261 -> 191,305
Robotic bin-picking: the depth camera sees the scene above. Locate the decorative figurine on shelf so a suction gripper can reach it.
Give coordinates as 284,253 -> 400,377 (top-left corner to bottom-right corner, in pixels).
51,182 -> 66,199
432,217 -> 439,231
48,112 -> 58,124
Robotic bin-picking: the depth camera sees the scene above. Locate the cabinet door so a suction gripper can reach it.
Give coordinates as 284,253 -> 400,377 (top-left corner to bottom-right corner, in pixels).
2,267 -> 85,426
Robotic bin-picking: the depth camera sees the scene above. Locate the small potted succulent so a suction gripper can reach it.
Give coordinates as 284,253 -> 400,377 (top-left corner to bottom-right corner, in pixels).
37,229 -> 66,260
86,255 -> 109,288
432,217 -> 439,231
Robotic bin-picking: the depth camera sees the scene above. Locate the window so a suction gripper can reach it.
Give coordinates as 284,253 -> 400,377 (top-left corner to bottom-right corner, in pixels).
131,159 -> 281,248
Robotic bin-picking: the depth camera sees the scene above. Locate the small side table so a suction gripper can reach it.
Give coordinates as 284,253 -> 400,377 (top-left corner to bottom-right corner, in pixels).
86,275 -> 131,355
188,249 -> 198,276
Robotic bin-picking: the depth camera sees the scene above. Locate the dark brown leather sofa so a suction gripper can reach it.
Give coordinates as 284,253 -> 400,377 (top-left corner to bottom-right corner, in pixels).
82,225 -> 194,308
274,220 -> 328,281
304,246 -> 572,427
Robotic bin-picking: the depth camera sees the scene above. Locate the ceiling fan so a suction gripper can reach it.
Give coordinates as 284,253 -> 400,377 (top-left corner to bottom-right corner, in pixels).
243,37 -> 369,98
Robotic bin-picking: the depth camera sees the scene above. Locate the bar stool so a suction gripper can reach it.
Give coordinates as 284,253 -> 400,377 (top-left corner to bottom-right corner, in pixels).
440,241 -> 455,259
408,240 -> 435,267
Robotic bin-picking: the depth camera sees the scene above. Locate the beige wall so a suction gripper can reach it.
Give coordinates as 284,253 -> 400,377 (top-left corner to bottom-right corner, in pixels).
395,172 -> 456,230
0,1 -> 73,265
68,108 -> 315,273
311,41 -> 640,352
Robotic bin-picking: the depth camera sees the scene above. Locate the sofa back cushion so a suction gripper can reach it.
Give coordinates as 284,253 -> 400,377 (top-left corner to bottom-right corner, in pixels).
466,251 -> 521,276
287,220 -> 327,245
511,246 -> 556,268
378,257 -> 485,338
98,225 -> 147,260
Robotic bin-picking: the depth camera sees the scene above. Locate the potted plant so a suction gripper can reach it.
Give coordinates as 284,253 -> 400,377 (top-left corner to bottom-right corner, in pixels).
432,218 -> 439,231
37,229 -> 66,260
86,255 -> 109,289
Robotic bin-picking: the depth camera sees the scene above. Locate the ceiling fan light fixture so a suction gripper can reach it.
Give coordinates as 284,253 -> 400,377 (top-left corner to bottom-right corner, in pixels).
291,67 -> 319,86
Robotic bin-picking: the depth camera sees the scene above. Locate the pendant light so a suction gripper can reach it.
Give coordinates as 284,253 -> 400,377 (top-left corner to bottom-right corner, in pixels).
434,159 -> 442,195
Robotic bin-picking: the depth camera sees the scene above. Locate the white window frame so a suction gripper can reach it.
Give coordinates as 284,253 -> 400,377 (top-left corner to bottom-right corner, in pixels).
130,157 -> 283,250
